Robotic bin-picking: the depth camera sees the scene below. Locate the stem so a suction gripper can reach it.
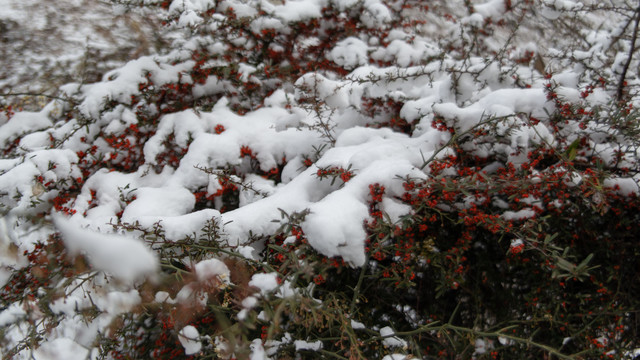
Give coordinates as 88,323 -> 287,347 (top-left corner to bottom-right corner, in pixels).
349,253 -> 369,316
0,92 -> 72,102
361,321 -> 577,359
391,323 -> 576,359
616,2 -> 640,102
446,325 -> 573,359
317,349 -> 348,360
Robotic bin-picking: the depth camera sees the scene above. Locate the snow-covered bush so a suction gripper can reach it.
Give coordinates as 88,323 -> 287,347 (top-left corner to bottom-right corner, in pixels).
1,0 -> 639,358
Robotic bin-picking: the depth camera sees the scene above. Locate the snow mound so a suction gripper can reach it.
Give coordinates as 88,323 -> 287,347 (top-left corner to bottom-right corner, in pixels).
54,215 -> 159,285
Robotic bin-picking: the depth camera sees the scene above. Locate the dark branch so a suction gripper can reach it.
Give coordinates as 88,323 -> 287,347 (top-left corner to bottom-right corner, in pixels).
616,2 -> 640,102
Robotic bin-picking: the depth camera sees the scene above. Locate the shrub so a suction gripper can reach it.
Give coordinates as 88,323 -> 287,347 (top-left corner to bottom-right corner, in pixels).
0,0 -> 639,359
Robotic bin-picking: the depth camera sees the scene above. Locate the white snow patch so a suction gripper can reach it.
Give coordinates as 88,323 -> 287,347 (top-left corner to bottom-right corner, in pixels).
250,338 -> 269,360
54,215 -> 159,285
302,190 -> 369,266
249,272 -> 280,295
329,37 -> 369,70
380,326 -> 407,348
195,258 -> 230,284
242,296 -> 259,309
294,339 -> 323,351
351,320 -> 365,329
604,177 -> 639,196
178,325 -> 202,355
0,303 -> 26,327
122,186 -> 195,221
33,338 -> 89,360
382,355 -> 407,360
0,111 -> 52,148
502,209 -> 536,220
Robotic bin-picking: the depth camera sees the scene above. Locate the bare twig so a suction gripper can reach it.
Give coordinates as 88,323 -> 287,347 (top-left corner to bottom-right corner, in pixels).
0,92 -> 72,102
617,2 -> 640,101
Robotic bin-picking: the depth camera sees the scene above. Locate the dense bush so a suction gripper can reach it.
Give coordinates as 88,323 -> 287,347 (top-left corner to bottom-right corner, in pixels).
1,0 -> 639,359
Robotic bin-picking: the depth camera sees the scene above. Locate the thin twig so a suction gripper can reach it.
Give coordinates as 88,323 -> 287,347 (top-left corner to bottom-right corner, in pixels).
0,92 -> 72,102
617,2 -> 640,101
348,253 -> 369,316
419,114 -> 502,170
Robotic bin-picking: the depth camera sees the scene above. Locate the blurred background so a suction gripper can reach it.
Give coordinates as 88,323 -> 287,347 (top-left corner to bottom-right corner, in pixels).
0,0 -> 170,110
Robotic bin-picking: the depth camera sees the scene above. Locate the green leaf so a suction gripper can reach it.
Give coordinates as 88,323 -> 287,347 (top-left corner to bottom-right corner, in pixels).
565,138 -> 580,161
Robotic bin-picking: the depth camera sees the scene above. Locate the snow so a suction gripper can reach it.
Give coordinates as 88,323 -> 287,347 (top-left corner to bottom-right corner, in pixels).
361,0 -> 392,28
155,291 -> 174,303
510,238 -> 524,249
32,338 -> 89,360
249,272 -> 280,295
268,0 -> 323,22
296,73 -> 363,109
329,37 -> 369,70
0,303 -> 26,327
53,215 -> 159,285
195,258 -> 231,283
303,189 -> 369,266
0,111 -> 52,148
351,320 -> 366,329
294,339 -> 322,351
96,290 -> 142,315
433,88 -> 553,133
381,39 -> 441,67
474,0 -> 508,19
122,186 -> 195,220
178,325 -> 202,355
502,209 -> 536,221
382,355 -> 407,360
604,177 -> 640,196
381,197 -> 411,223
242,296 -> 259,308
250,339 -> 269,360
474,338 -> 488,354
380,326 -> 408,348
0,149 -> 81,216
